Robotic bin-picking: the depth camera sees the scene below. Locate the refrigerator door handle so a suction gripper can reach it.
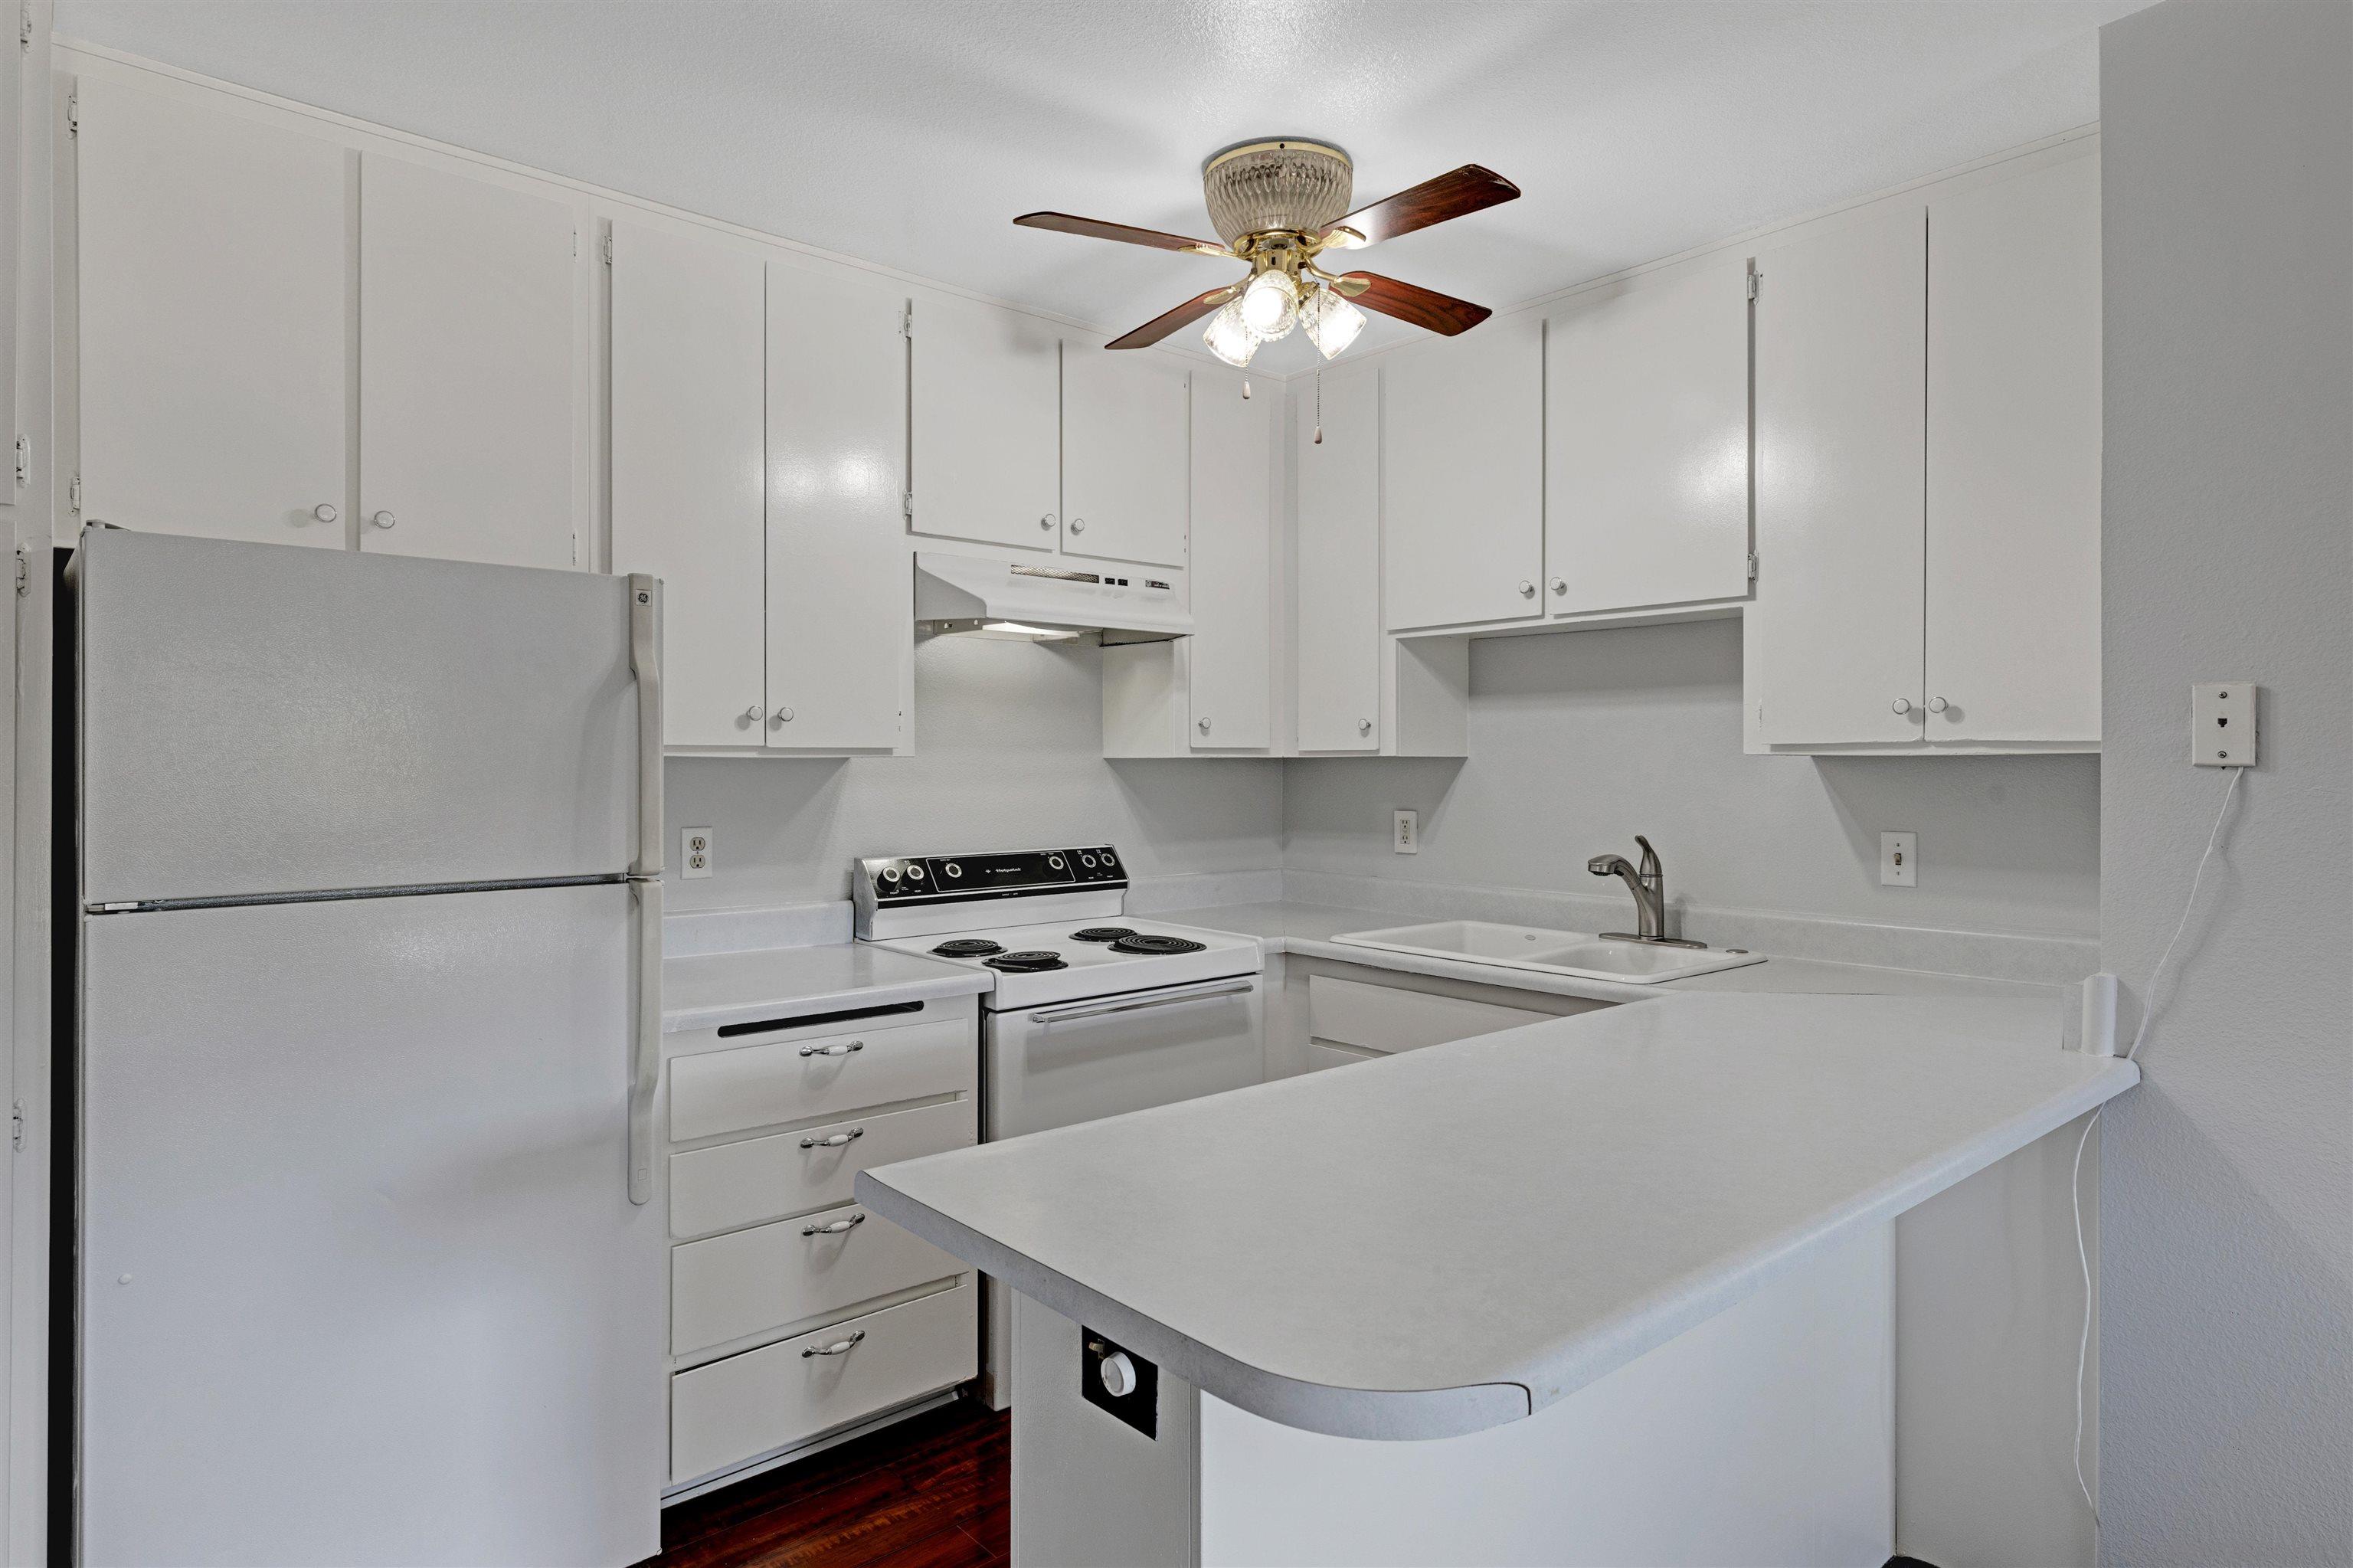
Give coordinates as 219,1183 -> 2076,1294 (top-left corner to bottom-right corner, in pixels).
627,574 -> 663,879
628,876 -> 661,1205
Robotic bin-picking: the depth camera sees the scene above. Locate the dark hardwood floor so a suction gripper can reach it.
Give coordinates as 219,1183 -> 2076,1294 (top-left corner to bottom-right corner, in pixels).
652,1397 -> 1009,1568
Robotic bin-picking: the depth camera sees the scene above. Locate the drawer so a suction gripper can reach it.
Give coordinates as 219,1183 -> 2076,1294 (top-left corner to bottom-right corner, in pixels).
669,1098 -> 976,1240
671,1281 -> 977,1486
669,1016 -> 975,1142
672,1201 -> 966,1355
1306,1041 -> 1381,1072
1307,974 -> 1553,1056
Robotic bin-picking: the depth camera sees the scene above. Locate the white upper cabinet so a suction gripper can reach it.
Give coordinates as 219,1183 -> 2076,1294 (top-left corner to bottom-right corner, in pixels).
1546,260 -> 1752,614
76,80 -> 349,547
1924,153 -> 2101,744
358,155 -> 581,570
1752,204 -> 1929,745
1295,365 -> 1382,751
907,294 -> 1060,551
766,262 -> 909,753
1062,346 -> 1189,567
609,222 -> 767,749
1186,369 -> 1274,750
1381,314 -> 1544,630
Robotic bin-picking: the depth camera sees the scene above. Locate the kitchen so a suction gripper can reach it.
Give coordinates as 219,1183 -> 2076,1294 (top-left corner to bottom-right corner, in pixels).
0,2 -> 2345,1566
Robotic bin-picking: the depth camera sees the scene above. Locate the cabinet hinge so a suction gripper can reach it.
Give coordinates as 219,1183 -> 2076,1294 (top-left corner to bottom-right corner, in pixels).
11,434 -> 25,487
601,231 -> 613,266
900,302 -> 913,339
15,550 -> 28,597
68,472 -> 81,512
9,1100 -> 21,1151
1746,270 -> 1760,301
902,491 -> 914,520
19,5 -> 31,50
1746,549 -> 1759,582
65,90 -> 76,134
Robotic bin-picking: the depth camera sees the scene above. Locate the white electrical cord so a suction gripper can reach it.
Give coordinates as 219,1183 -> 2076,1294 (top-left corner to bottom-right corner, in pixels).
2070,764 -> 2245,1527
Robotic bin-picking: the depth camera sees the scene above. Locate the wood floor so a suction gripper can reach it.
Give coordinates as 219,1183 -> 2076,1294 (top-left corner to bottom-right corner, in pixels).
651,1398 -> 1010,1568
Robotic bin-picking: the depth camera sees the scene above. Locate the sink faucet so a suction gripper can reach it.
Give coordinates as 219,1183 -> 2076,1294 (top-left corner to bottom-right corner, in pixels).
1586,836 -> 1704,948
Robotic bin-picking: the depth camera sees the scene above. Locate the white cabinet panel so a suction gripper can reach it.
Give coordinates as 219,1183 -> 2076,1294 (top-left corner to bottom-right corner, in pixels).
76,80 -> 349,547
1294,365 -> 1381,751
1187,369 -> 1274,750
1062,346 -> 1188,567
1753,205 -> 1928,745
1547,260 -> 1752,614
767,263 -> 910,751
908,293 -> 1059,551
359,155 -> 578,569
1926,154 -> 2102,744
669,1202 -> 964,1355
610,223 -> 767,748
1382,316 -> 1544,630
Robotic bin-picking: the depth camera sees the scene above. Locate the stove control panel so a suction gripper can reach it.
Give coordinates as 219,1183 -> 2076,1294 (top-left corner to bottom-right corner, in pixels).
859,845 -> 1126,908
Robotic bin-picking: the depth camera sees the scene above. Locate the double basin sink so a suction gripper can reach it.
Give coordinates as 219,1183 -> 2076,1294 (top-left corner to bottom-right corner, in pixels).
1332,921 -> 1768,986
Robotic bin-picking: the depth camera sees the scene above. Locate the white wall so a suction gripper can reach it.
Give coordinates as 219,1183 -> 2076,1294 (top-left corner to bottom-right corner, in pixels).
1285,619 -> 2103,939
663,632 -> 1283,913
2096,3 -> 2351,1562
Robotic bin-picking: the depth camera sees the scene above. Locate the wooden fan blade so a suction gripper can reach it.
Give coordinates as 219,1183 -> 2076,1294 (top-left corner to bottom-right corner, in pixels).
1015,211 -> 1232,257
1319,165 -> 1520,249
1105,285 -> 1242,349
1334,273 -> 1492,336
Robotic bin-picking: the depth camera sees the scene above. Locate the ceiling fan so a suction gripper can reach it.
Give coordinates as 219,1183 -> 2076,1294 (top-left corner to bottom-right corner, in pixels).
1016,138 -> 1520,368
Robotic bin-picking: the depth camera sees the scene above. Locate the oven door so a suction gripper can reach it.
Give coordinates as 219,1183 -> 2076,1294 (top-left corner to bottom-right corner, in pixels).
983,974 -> 1266,1141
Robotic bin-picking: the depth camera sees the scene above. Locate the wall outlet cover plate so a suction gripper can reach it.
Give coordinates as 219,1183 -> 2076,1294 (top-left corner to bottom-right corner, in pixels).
2191,681 -> 2257,767
681,827 -> 713,879
1880,831 -> 1917,887
1392,809 -> 1419,854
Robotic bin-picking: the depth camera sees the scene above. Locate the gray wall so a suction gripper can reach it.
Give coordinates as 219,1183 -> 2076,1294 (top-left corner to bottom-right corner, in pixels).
663,632 -> 1284,912
2097,3 -> 2351,1563
1285,619 -> 2103,939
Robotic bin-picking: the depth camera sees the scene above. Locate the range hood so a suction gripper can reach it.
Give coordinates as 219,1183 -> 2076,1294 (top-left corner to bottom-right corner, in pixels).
914,552 -> 1190,645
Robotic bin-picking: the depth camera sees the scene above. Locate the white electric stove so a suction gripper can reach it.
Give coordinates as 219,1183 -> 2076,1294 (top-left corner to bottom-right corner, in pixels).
855,844 -> 1265,1405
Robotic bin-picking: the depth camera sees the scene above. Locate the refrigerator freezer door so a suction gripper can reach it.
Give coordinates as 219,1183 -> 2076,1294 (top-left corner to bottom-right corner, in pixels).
79,885 -> 663,1567
77,529 -> 641,904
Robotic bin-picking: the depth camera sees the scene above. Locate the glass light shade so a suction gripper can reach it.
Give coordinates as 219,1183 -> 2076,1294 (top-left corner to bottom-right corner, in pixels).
1202,298 -> 1258,368
1300,286 -> 1366,359
1239,269 -> 1300,338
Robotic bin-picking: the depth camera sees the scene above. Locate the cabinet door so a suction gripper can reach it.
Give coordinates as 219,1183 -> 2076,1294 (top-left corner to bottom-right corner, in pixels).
1752,206 -> 1927,745
1926,155 -> 2102,744
609,223 -> 767,748
1547,260 -> 1752,614
1187,369 -> 1273,750
359,155 -> 578,569
77,80 -> 349,546
1381,316 -> 1543,630
767,262 -> 908,752
1295,365 -> 1381,751
907,294 -> 1059,551
1062,346 -> 1188,567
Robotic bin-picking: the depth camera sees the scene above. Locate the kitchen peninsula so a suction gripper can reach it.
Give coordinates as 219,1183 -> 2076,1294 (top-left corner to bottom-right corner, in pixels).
859,989 -> 2137,1566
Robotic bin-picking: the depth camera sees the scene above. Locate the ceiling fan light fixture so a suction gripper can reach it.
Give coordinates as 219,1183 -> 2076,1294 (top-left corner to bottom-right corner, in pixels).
1301,285 -> 1366,359
1239,269 -> 1300,338
1203,298 -> 1258,367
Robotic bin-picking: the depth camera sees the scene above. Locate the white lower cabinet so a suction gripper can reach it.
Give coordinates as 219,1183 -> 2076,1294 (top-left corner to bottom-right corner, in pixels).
663,1000 -> 979,1490
1307,975 -> 1553,1057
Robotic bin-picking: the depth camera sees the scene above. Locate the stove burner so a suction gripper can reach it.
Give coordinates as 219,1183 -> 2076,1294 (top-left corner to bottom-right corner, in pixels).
1108,934 -> 1207,956
983,950 -> 1069,972
1070,927 -> 1137,943
931,938 -> 1004,957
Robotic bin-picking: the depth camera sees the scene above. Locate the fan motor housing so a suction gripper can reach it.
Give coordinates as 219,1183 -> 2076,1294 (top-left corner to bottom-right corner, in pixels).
1201,139 -> 1353,246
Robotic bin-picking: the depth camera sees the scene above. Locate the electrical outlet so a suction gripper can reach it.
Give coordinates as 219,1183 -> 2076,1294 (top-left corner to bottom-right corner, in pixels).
680,827 -> 713,880
2191,681 -> 2257,767
1880,831 -> 1917,888
1392,810 -> 1419,855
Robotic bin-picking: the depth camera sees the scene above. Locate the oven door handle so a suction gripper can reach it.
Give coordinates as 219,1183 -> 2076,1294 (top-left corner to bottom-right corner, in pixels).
1026,978 -> 1256,1025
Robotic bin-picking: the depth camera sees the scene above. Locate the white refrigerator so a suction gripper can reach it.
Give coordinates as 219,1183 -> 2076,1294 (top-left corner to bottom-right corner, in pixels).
70,528 -> 666,1566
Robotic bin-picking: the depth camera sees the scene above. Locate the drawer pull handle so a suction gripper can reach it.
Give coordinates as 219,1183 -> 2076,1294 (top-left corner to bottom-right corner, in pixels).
800,1128 -> 866,1151
802,1214 -> 866,1238
802,1331 -> 866,1359
798,1040 -> 865,1059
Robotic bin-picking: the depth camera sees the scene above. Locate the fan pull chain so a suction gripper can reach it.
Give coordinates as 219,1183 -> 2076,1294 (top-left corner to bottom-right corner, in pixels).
1314,370 -> 1324,445
1242,378 -> 1252,401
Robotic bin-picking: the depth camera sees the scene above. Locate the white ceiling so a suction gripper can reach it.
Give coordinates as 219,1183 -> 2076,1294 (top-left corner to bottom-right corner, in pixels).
54,0 -> 2143,370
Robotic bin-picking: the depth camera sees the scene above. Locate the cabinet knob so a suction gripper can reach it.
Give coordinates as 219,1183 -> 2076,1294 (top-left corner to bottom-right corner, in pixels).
312,503 -> 339,524
1550,577 -> 1567,595
1891,697 -> 1913,715
774,706 -> 795,725
741,705 -> 762,724
1359,718 -> 1374,735
1069,517 -> 1086,534
1517,579 -> 1536,597
1926,696 -> 1949,714
1039,513 -> 1056,532
368,509 -> 397,530
1197,716 -> 1211,735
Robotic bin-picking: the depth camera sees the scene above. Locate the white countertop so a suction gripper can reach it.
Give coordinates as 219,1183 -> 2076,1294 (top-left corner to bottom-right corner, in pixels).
662,942 -> 990,1036
858,988 -> 2136,1441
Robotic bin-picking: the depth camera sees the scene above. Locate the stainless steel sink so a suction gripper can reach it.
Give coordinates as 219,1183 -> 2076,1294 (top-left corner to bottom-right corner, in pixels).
1330,921 -> 1767,985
